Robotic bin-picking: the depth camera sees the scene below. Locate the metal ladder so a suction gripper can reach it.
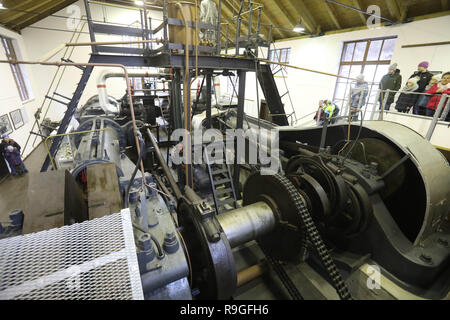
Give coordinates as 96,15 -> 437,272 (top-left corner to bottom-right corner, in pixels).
22,18 -> 88,156
204,140 -> 238,215
41,64 -> 95,172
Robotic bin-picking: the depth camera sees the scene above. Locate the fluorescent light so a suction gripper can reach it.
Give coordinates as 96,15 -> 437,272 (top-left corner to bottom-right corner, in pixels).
293,23 -> 305,33
0,3 -> 6,9
135,0 -> 144,6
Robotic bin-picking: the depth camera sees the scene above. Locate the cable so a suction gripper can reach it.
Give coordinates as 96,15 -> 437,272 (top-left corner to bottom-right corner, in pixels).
176,229 -> 193,286
151,234 -> 165,260
342,110 -> 364,164
124,131 -> 145,208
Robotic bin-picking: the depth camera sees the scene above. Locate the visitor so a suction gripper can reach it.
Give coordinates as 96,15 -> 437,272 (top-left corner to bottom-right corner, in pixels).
379,63 -> 402,110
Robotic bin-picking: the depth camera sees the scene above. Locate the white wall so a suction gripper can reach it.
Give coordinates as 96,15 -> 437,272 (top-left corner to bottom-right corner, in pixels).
238,15 -> 450,147
0,26 -> 39,157
21,0 -> 163,122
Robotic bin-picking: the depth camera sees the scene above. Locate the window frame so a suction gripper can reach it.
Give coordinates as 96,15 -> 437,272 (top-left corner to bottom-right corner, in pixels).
1,36 -> 31,102
268,47 -> 291,72
333,36 -> 398,110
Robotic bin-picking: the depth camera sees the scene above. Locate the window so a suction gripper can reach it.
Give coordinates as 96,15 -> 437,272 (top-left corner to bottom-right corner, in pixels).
268,48 -> 291,71
333,36 -> 397,111
1,36 -> 32,102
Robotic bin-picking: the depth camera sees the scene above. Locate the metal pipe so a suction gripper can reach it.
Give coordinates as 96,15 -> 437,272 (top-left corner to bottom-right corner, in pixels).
237,262 -> 267,287
97,70 -> 168,113
217,202 -> 276,248
147,128 -> 183,200
426,94 -> 448,141
0,59 -> 145,180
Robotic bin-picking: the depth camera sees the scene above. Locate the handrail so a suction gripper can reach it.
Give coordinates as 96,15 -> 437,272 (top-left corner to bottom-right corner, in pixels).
22,17 -> 88,156
43,128 -> 109,170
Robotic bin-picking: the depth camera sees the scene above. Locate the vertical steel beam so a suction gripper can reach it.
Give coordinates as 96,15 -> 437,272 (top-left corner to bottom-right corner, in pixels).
217,0 -> 222,55
83,0 -> 97,54
233,70 -> 246,196
206,71 -> 212,129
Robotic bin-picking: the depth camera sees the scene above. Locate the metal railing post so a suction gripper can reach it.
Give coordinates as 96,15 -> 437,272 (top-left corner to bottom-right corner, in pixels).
163,0 -> 169,52
426,94 -> 448,141
370,89 -> 381,121
379,89 -> 390,120
439,97 -> 450,121
216,0 -> 222,55
255,7 -> 262,58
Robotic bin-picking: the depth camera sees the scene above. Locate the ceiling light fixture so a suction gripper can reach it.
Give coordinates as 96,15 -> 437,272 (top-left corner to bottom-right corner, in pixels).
0,3 -> 6,10
293,20 -> 306,33
135,0 -> 144,6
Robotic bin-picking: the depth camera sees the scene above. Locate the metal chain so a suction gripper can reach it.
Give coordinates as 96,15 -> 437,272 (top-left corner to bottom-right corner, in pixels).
268,174 -> 353,300
260,246 -> 304,300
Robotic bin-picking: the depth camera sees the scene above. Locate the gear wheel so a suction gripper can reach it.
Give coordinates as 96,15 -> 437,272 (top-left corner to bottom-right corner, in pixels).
243,173 -> 353,300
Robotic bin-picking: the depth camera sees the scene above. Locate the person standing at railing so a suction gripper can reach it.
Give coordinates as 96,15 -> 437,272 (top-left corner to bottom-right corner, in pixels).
350,74 -> 368,121
414,74 -> 442,115
408,61 -> 434,116
394,77 -> 419,113
379,63 -> 402,111
425,72 -> 450,118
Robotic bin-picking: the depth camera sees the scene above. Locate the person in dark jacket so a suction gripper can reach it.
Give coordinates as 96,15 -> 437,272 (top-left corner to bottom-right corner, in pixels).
394,77 -> 420,113
0,134 -> 21,154
379,63 -> 402,110
410,61 -> 434,93
410,61 -> 434,115
1,135 -> 26,176
3,146 -> 27,176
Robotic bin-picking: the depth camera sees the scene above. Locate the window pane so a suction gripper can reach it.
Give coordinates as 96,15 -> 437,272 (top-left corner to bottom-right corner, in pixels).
380,38 -> 397,60
335,82 -> 348,100
367,40 -> 383,61
374,64 -> 389,84
353,42 -> 367,61
280,49 -> 287,63
363,65 -> 378,83
285,49 -> 291,63
339,65 -> 351,77
342,43 -> 355,61
368,84 -> 379,104
349,65 -> 362,79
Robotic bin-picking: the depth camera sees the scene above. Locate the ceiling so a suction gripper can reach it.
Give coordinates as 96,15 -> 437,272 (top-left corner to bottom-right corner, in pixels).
0,0 -> 448,40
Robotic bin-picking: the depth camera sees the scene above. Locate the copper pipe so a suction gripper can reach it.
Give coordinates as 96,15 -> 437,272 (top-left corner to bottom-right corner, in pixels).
176,2 -> 193,187
237,262 -> 267,287
65,39 -> 163,47
0,59 -> 145,180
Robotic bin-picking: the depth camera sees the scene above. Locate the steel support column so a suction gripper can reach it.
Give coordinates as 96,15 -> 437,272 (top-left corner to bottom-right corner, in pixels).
233,70 -> 246,197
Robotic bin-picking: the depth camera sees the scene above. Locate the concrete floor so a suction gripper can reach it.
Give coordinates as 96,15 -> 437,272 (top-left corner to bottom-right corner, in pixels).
0,142 -> 47,224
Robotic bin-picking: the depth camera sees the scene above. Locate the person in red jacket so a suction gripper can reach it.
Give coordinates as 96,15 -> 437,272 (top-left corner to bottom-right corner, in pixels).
425,72 -> 450,118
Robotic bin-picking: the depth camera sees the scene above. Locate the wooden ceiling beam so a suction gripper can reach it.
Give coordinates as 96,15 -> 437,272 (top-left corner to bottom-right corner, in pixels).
13,0 -> 79,31
395,0 -> 408,21
222,0 -> 250,36
0,0 -> 38,20
352,0 -> 368,25
0,0 -> 58,24
223,0 -> 285,40
384,0 -> 402,21
292,0 -> 321,34
269,0 -> 297,29
323,1 -> 342,29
